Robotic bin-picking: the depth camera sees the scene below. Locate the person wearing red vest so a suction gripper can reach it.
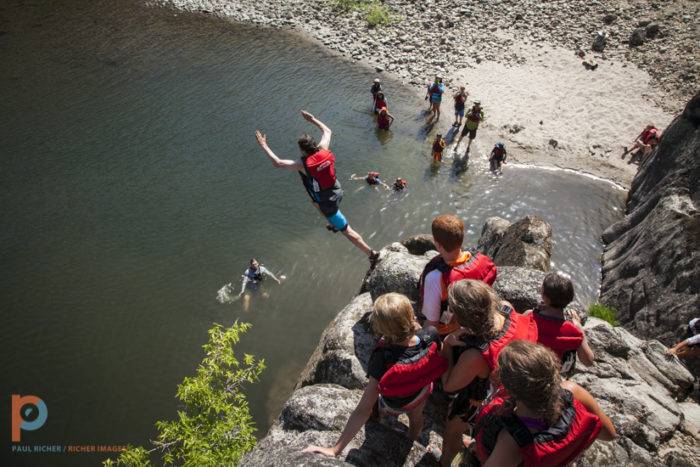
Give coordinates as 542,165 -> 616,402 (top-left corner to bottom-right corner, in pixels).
418,214 -> 497,337
437,280 -> 537,466
255,110 -> 378,264
624,123 -> 661,163
303,293 -> 448,458
524,272 -> 594,376
471,341 -> 616,466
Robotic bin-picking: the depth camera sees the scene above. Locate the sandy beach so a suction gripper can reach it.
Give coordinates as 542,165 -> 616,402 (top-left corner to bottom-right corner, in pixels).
150,0 -> 696,186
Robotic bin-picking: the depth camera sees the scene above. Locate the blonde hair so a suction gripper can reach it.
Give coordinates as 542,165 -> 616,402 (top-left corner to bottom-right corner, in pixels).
371,293 -> 415,344
498,341 -> 563,425
447,280 -> 500,339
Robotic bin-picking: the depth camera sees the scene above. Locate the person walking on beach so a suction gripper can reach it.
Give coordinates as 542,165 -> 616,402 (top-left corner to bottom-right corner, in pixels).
489,142 -> 507,173
377,107 -> 395,130
456,101 -> 484,150
255,110 -> 378,264
425,76 -> 445,120
238,258 -> 282,313
452,86 -> 468,128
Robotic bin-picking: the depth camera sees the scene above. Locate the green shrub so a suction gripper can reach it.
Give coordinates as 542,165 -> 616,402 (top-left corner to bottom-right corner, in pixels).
104,322 -> 264,466
333,0 -> 395,27
588,303 -> 619,326
364,4 -> 391,27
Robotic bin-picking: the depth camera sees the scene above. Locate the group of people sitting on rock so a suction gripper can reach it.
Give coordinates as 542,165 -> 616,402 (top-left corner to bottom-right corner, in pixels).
304,214 -> 617,465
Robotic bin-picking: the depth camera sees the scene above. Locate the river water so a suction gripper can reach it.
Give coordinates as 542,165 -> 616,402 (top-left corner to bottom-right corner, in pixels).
0,1 -> 625,464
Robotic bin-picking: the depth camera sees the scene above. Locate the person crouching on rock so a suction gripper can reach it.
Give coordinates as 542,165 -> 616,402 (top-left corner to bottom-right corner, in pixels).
523,272 -> 595,376
469,341 -> 617,466
417,214 -> 497,338
624,123 -> 660,163
437,280 -> 538,466
303,293 -> 447,458
666,317 -> 700,360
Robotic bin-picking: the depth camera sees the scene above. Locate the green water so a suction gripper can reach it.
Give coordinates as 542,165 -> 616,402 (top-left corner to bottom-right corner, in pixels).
0,1 -> 624,464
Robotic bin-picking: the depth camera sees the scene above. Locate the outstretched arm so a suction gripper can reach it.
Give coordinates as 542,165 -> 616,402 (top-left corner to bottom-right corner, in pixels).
260,266 -> 281,284
255,130 -> 303,171
301,110 -> 332,150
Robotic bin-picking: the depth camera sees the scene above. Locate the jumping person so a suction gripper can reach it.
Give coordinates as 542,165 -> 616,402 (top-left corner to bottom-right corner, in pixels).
438,280 -> 538,466
432,134 -> 447,162
377,107 -> 395,130
456,101 -> 484,150
489,142 -> 507,173
453,86 -> 468,128
255,110 -> 378,264
238,258 -> 282,313
303,293 -> 447,457
425,76 -> 445,120
524,272 -> 594,376
471,341 -> 617,466
418,214 -> 497,337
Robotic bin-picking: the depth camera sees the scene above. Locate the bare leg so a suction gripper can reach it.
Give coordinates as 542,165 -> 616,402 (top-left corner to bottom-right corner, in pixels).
242,293 -> 252,313
407,399 -> 427,441
342,225 -> 372,256
441,417 -> 469,467
435,103 -> 441,120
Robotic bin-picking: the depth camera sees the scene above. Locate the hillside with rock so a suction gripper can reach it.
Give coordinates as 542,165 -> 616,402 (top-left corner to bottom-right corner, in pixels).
242,219 -> 699,466
600,91 -> 699,348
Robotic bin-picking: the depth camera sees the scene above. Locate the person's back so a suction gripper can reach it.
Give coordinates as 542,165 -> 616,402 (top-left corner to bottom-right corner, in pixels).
471,341 -> 616,467
526,272 -> 594,374
418,215 -> 497,337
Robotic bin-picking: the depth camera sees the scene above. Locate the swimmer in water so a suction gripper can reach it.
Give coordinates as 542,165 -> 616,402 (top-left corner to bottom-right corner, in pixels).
238,258 -> 282,313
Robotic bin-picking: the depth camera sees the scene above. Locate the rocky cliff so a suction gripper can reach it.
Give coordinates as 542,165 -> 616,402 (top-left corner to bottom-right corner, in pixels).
600,92 -> 699,347
242,218 -> 699,466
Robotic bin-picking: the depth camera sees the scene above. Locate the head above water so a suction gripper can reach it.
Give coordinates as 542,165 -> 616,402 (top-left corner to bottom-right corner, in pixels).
371,293 -> 416,344
431,214 -> 464,253
541,272 -> 575,309
376,91 -> 385,99
498,340 -> 563,425
448,279 -> 501,339
249,258 -> 259,269
374,78 -> 380,83
298,133 -> 320,157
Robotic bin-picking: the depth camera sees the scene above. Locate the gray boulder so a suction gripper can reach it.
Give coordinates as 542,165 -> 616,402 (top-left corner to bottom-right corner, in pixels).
492,266 -> 544,311
296,293 -> 377,390
592,31 -> 606,52
629,27 -> 646,46
362,243 -> 435,302
572,318 -> 698,465
599,92 -> 700,348
477,215 -> 552,271
401,234 -> 436,256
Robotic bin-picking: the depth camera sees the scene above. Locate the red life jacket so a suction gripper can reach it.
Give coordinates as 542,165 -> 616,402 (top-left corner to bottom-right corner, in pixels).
418,252 -> 497,335
492,147 -> 506,158
641,128 -> 659,145
473,387 -> 602,467
532,309 -> 584,375
302,149 -> 337,192
376,338 -> 448,398
478,306 -> 538,371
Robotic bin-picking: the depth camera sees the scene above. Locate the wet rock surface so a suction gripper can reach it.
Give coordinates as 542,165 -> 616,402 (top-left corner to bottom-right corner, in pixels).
600,92 -> 700,348
245,215 -> 699,465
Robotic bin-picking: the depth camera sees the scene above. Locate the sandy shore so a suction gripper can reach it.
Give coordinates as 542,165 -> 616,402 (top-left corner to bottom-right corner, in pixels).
148,0 -> 696,187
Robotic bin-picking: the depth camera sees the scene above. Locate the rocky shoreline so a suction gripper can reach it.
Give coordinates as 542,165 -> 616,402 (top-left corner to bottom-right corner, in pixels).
149,0 -> 696,186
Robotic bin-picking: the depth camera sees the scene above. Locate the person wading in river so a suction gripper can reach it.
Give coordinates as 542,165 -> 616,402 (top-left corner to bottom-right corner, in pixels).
255,110 -> 379,264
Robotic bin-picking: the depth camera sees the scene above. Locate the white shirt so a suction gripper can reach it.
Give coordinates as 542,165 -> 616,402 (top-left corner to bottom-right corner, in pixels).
421,269 -> 453,324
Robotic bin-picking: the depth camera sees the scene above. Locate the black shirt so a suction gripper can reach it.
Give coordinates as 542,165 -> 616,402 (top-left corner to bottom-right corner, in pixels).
368,326 -> 440,407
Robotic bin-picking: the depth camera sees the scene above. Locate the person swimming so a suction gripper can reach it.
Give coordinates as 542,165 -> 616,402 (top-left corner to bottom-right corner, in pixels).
238,258 -> 282,312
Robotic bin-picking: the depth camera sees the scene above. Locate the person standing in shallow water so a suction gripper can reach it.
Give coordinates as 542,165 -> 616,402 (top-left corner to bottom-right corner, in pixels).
238,258 -> 281,313
370,78 -> 382,107
426,76 -> 445,120
456,101 -> 484,150
453,86 -> 468,128
255,110 -> 379,264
